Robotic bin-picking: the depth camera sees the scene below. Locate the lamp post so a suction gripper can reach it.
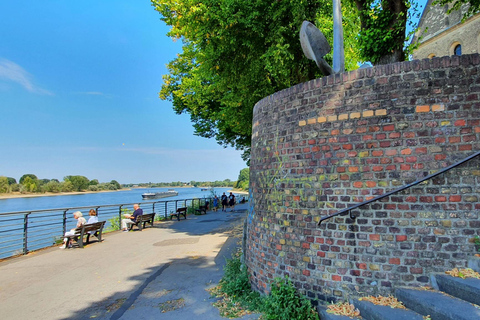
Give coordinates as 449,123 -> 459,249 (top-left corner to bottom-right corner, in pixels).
333,0 -> 345,73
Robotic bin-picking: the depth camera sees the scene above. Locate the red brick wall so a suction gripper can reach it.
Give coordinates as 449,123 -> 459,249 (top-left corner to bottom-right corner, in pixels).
247,54 -> 480,302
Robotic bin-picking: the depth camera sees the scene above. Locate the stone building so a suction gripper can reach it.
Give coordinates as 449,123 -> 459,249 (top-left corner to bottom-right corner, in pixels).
412,0 -> 480,59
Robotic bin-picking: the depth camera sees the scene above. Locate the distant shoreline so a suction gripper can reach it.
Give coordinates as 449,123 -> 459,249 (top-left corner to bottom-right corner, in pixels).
0,189 -> 131,200
0,186 -> 246,200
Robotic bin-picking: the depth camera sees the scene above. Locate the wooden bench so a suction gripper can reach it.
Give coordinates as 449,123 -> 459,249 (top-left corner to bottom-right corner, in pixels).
128,213 -> 156,231
65,221 -> 106,248
170,207 -> 187,221
195,203 -> 209,215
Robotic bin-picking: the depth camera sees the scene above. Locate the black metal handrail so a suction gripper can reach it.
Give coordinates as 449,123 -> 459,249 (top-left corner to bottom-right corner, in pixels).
318,150 -> 480,225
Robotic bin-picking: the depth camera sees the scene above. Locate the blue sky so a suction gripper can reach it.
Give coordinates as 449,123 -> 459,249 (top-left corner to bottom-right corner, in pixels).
0,1 -> 247,184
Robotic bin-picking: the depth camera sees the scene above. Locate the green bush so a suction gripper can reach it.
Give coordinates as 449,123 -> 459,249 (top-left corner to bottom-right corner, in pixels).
219,253 -> 262,310
213,253 -> 318,319
262,277 -> 318,320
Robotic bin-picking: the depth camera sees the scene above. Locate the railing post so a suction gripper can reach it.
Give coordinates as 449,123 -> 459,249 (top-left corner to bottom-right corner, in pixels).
119,205 -> 123,230
23,213 -> 29,255
95,207 -> 100,218
62,210 -> 68,235
164,201 -> 168,219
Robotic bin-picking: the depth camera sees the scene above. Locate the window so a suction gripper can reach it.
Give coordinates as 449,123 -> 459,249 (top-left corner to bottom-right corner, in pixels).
450,42 -> 462,56
454,44 -> 462,56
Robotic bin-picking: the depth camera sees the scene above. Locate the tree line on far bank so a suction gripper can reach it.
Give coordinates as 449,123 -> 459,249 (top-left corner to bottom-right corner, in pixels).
0,168 -> 250,195
0,174 -> 122,194
123,168 -> 250,191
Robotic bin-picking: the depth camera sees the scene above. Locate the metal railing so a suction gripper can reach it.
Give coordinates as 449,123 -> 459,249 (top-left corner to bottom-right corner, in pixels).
0,197 -> 212,259
318,150 -> 480,225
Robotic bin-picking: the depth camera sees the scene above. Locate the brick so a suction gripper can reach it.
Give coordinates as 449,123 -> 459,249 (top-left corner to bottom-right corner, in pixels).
350,112 -> 361,119
307,118 -> 316,124
449,195 -> 461,202
363,110 -> 374,117
383,124 -> 395,131
396,235 -> 407,242
389,258 -> 401,265
299,120 -> 307,126
332,275 -> 341,281
416,105 -> 430,112
432,104 -> 445,111
327,115 -> 338,122
338,113 -> 348,120
369,234 -> 380,241
454,119 -> 466,126
317,116 -> 327,123
375,109 -> 387,116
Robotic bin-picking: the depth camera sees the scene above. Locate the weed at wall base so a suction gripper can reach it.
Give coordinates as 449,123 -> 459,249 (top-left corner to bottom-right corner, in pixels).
210,252 -> 318,319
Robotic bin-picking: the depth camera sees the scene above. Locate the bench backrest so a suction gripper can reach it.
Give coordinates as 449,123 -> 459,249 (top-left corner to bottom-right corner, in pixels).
177,207 -> 187,213
138,213 -> 155,221
74,221 -> 106,235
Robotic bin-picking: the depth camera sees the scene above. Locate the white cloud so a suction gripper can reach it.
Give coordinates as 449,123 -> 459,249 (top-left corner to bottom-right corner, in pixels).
0,58 -> 53,95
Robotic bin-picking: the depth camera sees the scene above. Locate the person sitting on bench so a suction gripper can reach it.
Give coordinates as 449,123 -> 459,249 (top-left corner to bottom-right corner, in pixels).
60,211 -> 86,249
121,204 -> 143,232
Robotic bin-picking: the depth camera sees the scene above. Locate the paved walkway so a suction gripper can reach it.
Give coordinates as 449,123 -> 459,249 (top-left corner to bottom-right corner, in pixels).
0,204 -> 258,320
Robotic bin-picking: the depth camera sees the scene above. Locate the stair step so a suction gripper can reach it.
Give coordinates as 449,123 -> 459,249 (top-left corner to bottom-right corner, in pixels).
467,256 -> 480,273
433,273 -> 480,305
317,305 -> 361,320
395,287 -> 480,320
353,299 -> 424,320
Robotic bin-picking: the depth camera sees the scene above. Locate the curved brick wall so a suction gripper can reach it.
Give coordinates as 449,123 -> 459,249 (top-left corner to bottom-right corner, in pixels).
247,54 -> 480,302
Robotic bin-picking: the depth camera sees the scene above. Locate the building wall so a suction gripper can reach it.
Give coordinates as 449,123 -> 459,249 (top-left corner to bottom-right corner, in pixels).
247,54 -> 480,302
412,1 -> 480,60
413,14 -> 480,59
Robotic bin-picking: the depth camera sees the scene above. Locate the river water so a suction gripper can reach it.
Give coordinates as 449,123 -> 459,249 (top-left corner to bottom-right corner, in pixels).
0,187 -> 237,213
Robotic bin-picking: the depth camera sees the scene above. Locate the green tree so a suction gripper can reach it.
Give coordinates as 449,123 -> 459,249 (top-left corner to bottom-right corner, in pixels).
236,168 -> 250,190
89,179 -> 99,186
22,176 -> 38,192
6,177 -> 16,185
153,0 -> 361,158
61,180 -> 74,192
43,180 -> 61,193
110,180 -> 121,190
64,175 -> 89,192
434,0 -> 480,19
0,176 -> 10,193
19,174 -> 38,184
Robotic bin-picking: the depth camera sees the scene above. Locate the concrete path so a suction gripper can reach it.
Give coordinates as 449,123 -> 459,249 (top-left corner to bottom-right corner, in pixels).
0,204 -> 258,320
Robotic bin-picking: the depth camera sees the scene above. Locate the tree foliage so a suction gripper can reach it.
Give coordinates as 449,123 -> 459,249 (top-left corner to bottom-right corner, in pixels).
153,0 -> 360,157
236,168 -> 249,190
19,174 -> 38,185
64,175 -> 90,192
0,176 -> 10,193
434,0 -> 480,19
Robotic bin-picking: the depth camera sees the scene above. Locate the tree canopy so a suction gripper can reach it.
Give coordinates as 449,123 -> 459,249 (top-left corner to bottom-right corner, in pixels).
153,0 -> 361,158
434,0 -> 480,19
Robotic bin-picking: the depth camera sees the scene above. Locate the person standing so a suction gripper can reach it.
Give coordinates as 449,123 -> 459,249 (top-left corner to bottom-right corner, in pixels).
221,193 -> 228,212
121,204 -> 143,232
213,195 -> 219,212
228,192 -> 236,212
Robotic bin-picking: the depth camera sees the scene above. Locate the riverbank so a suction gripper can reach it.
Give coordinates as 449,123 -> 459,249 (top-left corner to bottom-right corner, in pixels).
0,189 -> 131,200
228,188 -> 249,195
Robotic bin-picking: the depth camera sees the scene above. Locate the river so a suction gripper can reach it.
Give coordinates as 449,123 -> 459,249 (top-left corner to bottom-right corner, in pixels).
0,187 -> 238,213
